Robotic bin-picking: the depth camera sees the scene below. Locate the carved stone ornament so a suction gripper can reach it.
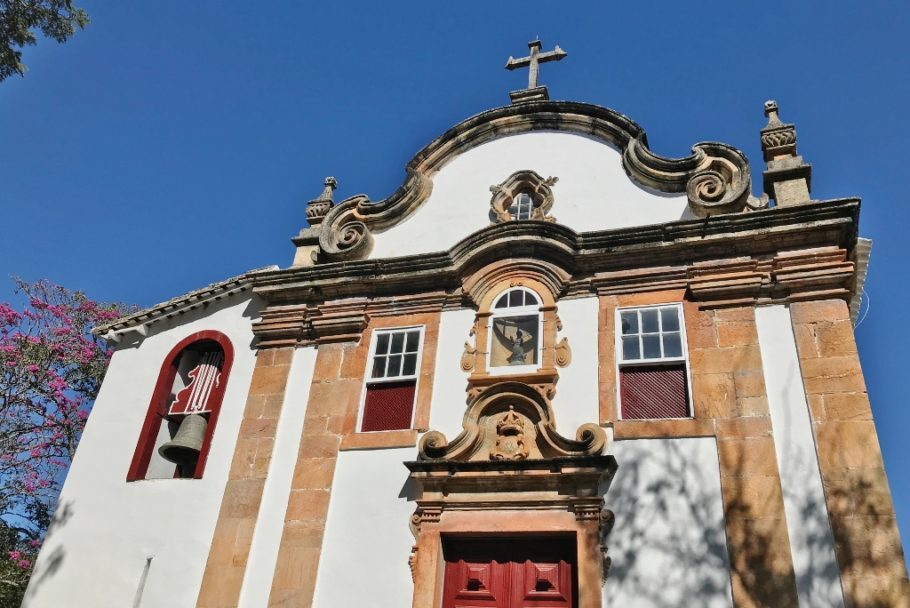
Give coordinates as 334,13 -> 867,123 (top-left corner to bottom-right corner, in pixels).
489,170 -> 558,223
554,337 -> 571,368
460,320 -> 480,372
309,101 -> 758,263
489,406 -> 529,460
460,341 -> 476,372
305,177 -> 336,225
405,380 -> 617,606
418,381 -> 606,462
760,100 -> 797,161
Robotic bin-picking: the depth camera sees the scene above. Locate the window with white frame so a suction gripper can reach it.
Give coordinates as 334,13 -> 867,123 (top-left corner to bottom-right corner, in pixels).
508,192 -> 535,220
488,288 -> 542,373
360,327 -> 424,432
616,304 -> 691,419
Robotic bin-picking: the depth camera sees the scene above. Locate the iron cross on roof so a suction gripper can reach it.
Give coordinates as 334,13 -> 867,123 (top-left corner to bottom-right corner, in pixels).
505,38 -> 567,90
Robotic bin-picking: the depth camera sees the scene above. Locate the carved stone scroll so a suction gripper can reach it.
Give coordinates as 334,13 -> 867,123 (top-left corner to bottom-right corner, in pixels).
417,381 -> 606,462
310,101 -> 756,263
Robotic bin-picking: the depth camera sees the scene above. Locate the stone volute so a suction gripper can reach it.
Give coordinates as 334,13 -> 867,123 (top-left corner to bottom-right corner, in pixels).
761,100 -> 813,207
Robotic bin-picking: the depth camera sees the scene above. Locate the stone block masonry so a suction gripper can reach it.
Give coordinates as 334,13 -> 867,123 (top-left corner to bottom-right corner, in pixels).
197,347 -> 295,607
791,299 -> 910,607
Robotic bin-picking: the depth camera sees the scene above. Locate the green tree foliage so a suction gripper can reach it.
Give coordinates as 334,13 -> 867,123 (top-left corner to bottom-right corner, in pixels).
0,1 -> 88,81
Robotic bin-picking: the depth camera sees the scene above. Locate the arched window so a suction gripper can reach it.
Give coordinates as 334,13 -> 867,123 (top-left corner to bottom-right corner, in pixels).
487,287 -> 543,373
127,331 -> 234,481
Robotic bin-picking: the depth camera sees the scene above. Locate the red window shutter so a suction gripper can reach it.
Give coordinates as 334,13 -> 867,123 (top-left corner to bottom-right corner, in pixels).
361,380 -> 416,432
620,364 -> 689,419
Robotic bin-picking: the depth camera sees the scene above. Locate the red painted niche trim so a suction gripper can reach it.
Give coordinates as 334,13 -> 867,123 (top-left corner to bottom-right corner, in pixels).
126,330 -> 235,481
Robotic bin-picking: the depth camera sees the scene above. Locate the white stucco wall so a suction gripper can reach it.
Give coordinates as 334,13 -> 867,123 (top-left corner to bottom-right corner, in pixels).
603,437 -> 733,607
369,132 -> 688,259
755,305 -> 845,607
550,296 -> 600,437
427,308 -> 476,440
312,448 -> 417,608
23,295 -> 262,608
238,346 -> 317,607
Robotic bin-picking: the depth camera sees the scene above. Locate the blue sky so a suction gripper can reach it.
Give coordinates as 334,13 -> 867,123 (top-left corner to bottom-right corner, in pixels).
2,1 -> 908,562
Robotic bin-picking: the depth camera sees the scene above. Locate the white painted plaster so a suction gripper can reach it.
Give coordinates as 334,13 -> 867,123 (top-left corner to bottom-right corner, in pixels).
603,437 -> 733,607
427,308 -> 476,440
312,448 -> 417,608
238,346 -> 317,608
755,305 -> 845,607
550,296 -> 600,437
23,295 -> 262,608
369,132 -> 687,259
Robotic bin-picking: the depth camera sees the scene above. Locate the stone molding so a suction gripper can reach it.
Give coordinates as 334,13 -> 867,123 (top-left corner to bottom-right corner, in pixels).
250,241 -> 858,349
311,100 -> 762,264
258,200 -> 860,306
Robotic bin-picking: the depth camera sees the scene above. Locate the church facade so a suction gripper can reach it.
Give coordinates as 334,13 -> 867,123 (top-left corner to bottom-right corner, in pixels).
24,42 -> 909,607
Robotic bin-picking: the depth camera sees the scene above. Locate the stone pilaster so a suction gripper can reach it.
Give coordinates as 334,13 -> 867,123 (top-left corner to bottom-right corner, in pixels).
267,341 -> 363,607
791,299 -> 910,606
196,347 -> 295,608
688,306 -> 801,608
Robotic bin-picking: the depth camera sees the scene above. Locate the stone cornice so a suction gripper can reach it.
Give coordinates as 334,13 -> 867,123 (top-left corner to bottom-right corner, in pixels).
260,199 -> 859,304
315,100 -> 760,263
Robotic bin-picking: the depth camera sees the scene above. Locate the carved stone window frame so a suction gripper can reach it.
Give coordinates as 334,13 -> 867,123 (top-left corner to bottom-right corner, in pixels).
489,170 -> 558,223
461,263 -> 573,402
486,286 -> 544,376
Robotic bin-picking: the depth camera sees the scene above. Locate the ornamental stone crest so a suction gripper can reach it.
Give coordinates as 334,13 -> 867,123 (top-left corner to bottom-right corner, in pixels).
489,170 -> 558,223
418,381 -> 606,462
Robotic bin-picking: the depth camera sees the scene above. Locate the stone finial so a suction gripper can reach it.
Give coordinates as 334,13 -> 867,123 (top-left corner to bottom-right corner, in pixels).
759,100 -> 812,207
760,100 -> 797,162
305,177 -> 337,225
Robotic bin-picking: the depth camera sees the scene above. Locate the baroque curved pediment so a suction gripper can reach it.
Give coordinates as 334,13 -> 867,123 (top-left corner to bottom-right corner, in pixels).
418,381 -> 606,462
315,100 -> 760,263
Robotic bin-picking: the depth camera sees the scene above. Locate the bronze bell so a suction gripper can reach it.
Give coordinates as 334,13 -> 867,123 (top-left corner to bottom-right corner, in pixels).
158,413 -> 207,465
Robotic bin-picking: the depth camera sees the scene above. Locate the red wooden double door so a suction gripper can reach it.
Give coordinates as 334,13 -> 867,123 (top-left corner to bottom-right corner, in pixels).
442,536 -> 577,608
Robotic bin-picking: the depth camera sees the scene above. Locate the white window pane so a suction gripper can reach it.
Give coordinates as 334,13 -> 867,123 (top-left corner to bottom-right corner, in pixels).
524,291 -> 539,306
390,332 -> 405,354
495,294 -> 508,309
642,334 -> 662,358
661,307 -> 680,332
620,311 -> 639,335
387,355 -> 402,377
375,333 -> 389,355
622,336 -> 640,360
371,356 -> 386,378
641,309 -> 660,333
405,331 -> 420,353
509,290 -> 523,307
663,332 -> 682,357
402,353 -> 418,376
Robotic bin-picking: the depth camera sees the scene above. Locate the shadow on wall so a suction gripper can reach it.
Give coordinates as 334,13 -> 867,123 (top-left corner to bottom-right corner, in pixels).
602,439 -> 732,608
602,433 -> 853,608
21,501 -> 74,607
773,372 -> 844,606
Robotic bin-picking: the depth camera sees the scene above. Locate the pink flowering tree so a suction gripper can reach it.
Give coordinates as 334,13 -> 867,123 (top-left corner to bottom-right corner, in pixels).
0,279 -> 131,604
